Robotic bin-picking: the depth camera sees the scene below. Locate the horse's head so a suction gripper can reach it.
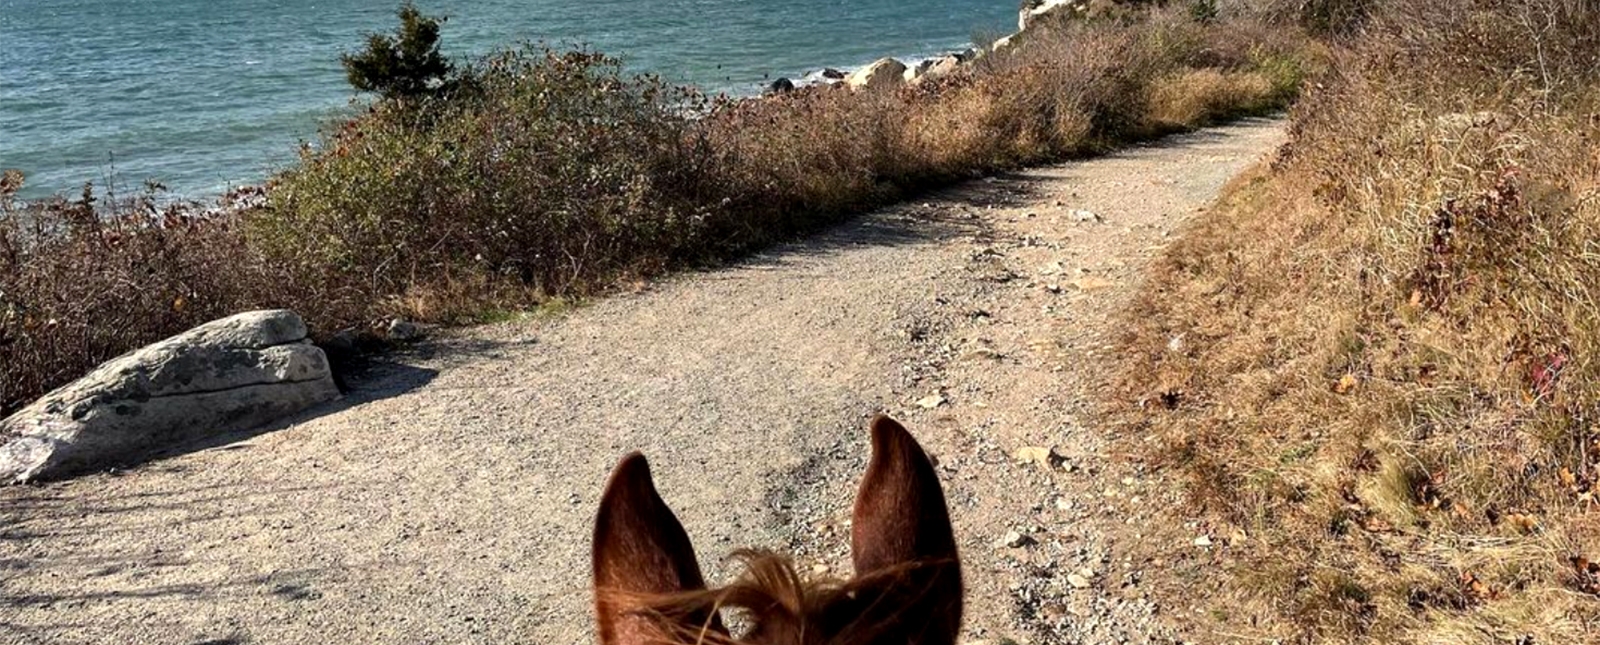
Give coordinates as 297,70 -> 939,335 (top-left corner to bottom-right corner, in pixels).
592,415 -> 963,645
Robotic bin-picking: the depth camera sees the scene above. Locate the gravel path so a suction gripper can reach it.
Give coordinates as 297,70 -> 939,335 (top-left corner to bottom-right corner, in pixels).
0,119 -> 1285,645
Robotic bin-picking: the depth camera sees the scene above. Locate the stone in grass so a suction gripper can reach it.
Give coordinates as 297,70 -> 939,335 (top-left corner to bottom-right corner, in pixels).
0,310 -> 339,483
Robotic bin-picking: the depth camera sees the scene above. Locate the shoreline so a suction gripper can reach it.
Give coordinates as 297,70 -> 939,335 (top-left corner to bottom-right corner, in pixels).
7,39 -> 988,206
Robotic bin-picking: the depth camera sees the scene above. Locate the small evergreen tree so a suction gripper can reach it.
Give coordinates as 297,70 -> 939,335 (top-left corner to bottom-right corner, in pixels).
342,3 -> 453,100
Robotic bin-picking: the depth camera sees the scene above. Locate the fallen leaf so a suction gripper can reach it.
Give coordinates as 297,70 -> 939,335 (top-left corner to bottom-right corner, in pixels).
1531,352 -> 1569,399
1560,467 -> 1578,488
1334,374 -> 1359,394
1506,512 -> 1539,534
1460,571 -> 1493,601
1569,555 -> 1600,595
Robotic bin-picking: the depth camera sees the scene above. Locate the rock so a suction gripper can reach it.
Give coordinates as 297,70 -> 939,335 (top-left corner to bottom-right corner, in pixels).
766,77 -> 795,94
387,318 -> 423,341
1070,209 -> 1103,223
1166,334 -> 1186,353
998,530 -> 1034,549
962,345 -> 1003,361
990,34 -> 1016,53
320,329 -> 359,355
1193,535 -> 1214,547
1014,445 -> 1065,470
915,393 -> 947,409
1068,573 -> 1092,589
821,68 -> 846,80
905,55 -> 961,83
0,310 -> 339,483
846,58 -> 907,91
1020,0 -> 1088,31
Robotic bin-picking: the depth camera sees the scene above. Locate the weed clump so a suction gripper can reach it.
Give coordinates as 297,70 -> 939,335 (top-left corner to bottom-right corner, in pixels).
1114,1 -> 1600,642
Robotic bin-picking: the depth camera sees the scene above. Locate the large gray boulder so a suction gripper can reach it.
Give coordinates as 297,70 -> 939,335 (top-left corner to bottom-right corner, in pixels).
846,58 -> 908,91
0,310 -> 339,483
1020,0 -> 1087,30
905,55 -> 962,84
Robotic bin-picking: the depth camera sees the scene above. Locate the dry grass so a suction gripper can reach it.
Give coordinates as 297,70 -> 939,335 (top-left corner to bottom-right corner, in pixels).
1112,1 -> 1600,642
1147,69 -> 1277,128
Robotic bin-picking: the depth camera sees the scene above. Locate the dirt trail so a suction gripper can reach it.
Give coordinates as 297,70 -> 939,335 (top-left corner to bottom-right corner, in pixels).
0,119 -> 1284,645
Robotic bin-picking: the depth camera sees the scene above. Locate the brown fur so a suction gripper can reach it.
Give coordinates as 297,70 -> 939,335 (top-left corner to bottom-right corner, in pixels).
592,416 -> 963,645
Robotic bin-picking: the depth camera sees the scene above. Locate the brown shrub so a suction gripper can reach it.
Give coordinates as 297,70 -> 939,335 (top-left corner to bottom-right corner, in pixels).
0,187 -> 306,414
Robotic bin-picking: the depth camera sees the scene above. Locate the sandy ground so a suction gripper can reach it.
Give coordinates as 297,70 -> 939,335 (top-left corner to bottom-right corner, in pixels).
0,119 -> 1284,645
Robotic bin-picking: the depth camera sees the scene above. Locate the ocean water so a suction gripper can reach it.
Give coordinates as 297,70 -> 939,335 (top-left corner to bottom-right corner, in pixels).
0,0 -> 1016,200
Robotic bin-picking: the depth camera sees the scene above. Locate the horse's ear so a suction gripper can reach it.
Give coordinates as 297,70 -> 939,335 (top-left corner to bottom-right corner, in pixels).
593,453 -> 724,645
850,415 -> 963,644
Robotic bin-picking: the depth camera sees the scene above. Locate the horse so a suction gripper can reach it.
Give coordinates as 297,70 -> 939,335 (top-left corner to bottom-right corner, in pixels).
592,415 -> 963,645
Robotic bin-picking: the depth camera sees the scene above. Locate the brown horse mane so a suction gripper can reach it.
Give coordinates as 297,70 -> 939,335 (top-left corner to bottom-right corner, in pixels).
598,549 -> 955,645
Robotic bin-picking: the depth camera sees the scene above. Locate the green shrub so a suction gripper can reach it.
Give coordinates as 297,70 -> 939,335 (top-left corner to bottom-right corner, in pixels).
265,48 -> 713,309
341,2 -> 454,100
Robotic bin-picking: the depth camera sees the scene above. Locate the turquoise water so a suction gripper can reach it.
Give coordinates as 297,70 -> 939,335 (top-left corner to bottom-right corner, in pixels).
0,0 -> 1015,200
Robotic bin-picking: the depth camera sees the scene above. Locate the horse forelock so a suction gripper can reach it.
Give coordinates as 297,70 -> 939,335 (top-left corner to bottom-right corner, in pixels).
596,549 -> 950,645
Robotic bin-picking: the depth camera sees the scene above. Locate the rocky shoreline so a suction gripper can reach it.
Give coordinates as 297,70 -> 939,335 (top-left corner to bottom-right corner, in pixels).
762,0 -> 1091,95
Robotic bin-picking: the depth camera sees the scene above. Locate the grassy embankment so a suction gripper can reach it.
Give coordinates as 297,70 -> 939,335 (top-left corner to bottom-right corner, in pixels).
0,5 -> 1314,415
1114,1 -> 1600,642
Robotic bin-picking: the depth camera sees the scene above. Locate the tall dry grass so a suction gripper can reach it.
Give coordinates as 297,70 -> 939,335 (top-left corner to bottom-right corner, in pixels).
1114,1 -> 1600,642
1,6 -> 1314,417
